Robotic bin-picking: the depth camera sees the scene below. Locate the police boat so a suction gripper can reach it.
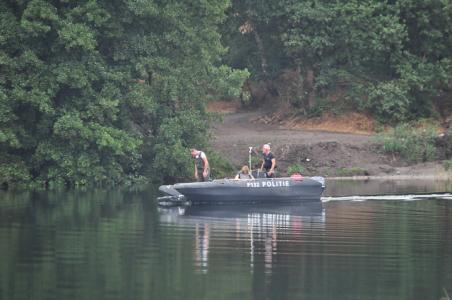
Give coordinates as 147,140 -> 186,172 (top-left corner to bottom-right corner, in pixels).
158,176 -> 325,206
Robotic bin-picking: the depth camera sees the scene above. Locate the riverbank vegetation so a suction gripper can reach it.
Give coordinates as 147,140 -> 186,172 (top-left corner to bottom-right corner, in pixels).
0,0 -> 248,187
1,0 -> 451,187
378,123 -> 439,163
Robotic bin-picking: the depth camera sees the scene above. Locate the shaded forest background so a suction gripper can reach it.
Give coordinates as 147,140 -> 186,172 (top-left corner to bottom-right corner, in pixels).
223,0 -> 451,124
1,0 -> 451,187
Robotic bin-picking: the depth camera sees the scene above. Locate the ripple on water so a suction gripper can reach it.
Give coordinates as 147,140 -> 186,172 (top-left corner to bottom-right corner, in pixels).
322,193 -> 452,202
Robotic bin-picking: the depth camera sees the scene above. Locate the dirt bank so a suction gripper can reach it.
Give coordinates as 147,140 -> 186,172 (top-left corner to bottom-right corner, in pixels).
211,111 -> 451,178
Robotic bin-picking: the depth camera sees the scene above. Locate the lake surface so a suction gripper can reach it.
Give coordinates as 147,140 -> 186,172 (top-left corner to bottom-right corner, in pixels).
0,179 -> 451,300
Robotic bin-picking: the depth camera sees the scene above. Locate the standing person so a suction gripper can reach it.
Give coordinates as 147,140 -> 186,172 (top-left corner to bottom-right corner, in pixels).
260,144 -> 276,178
190,148 -> 210,182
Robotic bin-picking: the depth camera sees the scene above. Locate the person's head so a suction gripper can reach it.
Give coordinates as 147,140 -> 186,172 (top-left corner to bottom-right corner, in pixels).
241,165 -> 250,174
190,148 -> 199,157
262,144 -> 271,154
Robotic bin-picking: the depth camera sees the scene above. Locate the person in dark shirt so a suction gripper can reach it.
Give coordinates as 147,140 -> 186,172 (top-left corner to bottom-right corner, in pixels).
260,144 -> 276,178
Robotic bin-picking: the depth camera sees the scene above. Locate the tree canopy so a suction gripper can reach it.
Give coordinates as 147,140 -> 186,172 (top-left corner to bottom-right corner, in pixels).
222,0 -> 452,122
2,0 -> 451,187
0,0 -> 248,187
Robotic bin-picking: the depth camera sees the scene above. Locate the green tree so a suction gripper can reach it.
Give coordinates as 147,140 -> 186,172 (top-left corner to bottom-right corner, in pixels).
0,0 -> 248,187
222,0 -> 289,79
222,0 -> 452,123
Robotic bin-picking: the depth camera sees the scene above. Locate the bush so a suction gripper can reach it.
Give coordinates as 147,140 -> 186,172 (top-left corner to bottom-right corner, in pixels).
208,151 -> 235,179
287,163 -> 306,175
367,81 -> 411,123
377,123 -> 439,163
444,160 -> 452,172
0,160 -> 31,188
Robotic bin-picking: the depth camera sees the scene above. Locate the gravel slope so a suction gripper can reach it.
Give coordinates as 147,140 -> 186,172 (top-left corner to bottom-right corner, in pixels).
211,112 -> 449,178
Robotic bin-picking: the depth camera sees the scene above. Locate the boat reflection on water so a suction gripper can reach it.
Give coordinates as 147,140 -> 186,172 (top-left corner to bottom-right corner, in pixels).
158,201 -> 324,218
158,202 -> 325,274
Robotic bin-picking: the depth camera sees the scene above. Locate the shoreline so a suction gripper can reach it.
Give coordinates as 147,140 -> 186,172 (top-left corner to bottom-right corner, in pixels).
326,174 -> 452,181
211,111 -> 451,179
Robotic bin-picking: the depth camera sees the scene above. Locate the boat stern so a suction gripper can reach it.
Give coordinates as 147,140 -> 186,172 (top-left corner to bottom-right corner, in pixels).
158,185 -> 187,206
310,176 -> 326,189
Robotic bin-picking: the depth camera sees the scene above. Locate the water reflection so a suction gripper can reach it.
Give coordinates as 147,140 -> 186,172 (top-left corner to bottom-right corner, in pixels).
325,178 -> 452,196
194,223 -> 209,273
158,202 -> 325,275
1,182 -> 451,300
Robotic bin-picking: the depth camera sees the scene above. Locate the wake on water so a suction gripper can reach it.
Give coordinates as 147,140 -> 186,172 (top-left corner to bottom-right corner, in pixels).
322,193 -> 452,202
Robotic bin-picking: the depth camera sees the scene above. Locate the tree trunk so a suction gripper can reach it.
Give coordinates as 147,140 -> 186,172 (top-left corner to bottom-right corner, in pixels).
304,69 -> 316,109
251,25 -> 268,76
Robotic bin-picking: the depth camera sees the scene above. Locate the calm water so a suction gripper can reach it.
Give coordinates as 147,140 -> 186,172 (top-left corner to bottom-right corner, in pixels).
0,179 -> 451,300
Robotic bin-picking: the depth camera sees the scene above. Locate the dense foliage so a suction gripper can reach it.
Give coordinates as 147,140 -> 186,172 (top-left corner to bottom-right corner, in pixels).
222,0 -> 452,123
2,0 -> 451,187
378,123 -> 439,163
0,0 -> 248,187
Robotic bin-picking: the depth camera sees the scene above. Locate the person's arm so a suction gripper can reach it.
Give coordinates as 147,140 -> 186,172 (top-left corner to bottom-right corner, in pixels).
194,162 -> 198,178
250,173 -> 255,180
234,174 -> 239,180
202,154 -> 209,177
269,158 -> 276,175
260,159 -> 264,171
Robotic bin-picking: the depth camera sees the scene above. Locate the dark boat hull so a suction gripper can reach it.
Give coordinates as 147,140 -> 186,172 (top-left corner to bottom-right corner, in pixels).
159,177 -> 325,205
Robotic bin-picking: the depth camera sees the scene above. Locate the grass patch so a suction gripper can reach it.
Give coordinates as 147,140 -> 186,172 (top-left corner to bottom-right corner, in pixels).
335,167 -> 368,176
444,159 -> 452,172
287,163 -> 306,175
377,123 -> 439,163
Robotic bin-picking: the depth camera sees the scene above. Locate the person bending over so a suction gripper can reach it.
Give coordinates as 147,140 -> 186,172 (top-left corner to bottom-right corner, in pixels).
190,148 -> 210,182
